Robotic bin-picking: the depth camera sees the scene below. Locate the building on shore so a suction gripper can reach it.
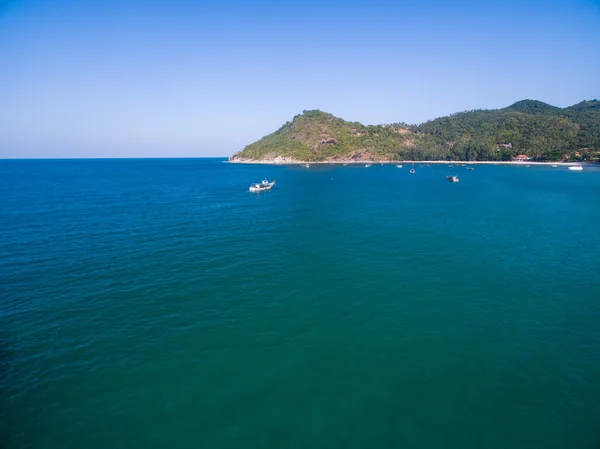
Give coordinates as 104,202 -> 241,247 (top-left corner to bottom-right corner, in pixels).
513,154 -> 532,162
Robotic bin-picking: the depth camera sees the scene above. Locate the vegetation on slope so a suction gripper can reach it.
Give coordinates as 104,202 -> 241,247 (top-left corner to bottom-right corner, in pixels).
231,100 -> 600,162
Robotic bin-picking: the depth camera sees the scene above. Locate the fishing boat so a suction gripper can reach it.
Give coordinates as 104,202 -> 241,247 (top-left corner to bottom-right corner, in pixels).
446,175 -> 459,183
409,168 -> 415,174
568,166 -> 583,171
249,179 -> 276,192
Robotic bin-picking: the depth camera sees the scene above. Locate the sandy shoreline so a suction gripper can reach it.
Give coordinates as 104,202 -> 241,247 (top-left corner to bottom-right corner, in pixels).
228,158 -> 586,166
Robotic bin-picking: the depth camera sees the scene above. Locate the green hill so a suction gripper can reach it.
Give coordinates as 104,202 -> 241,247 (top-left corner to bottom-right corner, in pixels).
230,100 -> 600,162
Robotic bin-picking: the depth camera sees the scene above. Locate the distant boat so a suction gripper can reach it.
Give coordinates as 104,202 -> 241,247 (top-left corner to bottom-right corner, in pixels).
466,167 -> 475,171
525,165 -> 530,168
305,163 -> 310,168
446,175 -> 459,183
249,179 -> 276,192
365,164 -> 372,167
409,168 -> 415,174
396,164 -> 403,168
449,164 -> 454,168
551,164 -> 558,167
568,166 -> 583,171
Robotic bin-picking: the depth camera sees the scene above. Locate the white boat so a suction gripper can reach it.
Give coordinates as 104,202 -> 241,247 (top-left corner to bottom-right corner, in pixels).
568,166 -> 583,171
551,164 -> 558,167
305,163 -> 310,168
409,168 -> 415,174
446,175 -> 459,183
365,164 -> 372,167
249,179 -> 276,192
396,164 -> 403,168
466,167 -> 475,171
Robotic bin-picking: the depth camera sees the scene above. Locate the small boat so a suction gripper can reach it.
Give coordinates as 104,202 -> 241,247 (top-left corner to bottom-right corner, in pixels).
396,164 -> 403,168
525,165 -> 530,168
446,175 -> 459,182
365,164 -> 372,168
551,164 -> 558,167
568,166 -> 583,171
249,179 -> 276,192
466,167 -> 475,171
449,164 -> 454,168
305,163 -> 310,168
409,168 -> 415,174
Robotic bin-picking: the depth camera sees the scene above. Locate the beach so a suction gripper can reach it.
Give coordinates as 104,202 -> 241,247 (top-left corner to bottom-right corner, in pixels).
229,157 -> 584,166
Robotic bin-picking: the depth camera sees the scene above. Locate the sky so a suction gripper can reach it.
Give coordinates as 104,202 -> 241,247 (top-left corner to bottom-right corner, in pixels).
0,0 -> 599,158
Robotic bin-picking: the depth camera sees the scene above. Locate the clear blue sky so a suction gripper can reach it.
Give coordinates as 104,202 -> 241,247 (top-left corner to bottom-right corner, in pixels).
1,0 -> 599,158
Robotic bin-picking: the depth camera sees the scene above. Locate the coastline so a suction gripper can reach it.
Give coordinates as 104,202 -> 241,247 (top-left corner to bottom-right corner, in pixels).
228,157 -> 585,166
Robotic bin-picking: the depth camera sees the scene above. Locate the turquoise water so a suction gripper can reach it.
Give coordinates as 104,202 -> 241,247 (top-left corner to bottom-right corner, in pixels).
1,159 -> 600,448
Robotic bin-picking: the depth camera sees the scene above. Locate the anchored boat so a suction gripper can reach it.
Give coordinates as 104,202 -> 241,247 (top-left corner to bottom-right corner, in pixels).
249,179 -> 276,192
568,166 -> 583,171
446,175 -> 459,183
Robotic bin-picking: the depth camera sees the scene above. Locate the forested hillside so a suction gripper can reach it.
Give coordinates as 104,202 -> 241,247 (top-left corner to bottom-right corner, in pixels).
230,100 -> 600,162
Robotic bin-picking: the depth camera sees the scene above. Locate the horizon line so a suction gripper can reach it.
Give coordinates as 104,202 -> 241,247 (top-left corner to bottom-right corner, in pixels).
0,156 -> 230,160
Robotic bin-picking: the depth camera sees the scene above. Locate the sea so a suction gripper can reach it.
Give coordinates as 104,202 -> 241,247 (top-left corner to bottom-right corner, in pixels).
1,158 -> 600,449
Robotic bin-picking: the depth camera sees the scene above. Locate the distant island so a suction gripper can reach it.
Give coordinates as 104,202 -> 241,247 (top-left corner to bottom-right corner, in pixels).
230,100 -> 600,163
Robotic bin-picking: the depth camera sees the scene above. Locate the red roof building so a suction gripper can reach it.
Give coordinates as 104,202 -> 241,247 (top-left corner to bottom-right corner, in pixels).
513,154 -> 531,162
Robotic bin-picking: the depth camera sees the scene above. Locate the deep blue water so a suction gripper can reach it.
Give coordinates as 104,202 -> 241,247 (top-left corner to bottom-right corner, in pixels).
1,158 -> 600,448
